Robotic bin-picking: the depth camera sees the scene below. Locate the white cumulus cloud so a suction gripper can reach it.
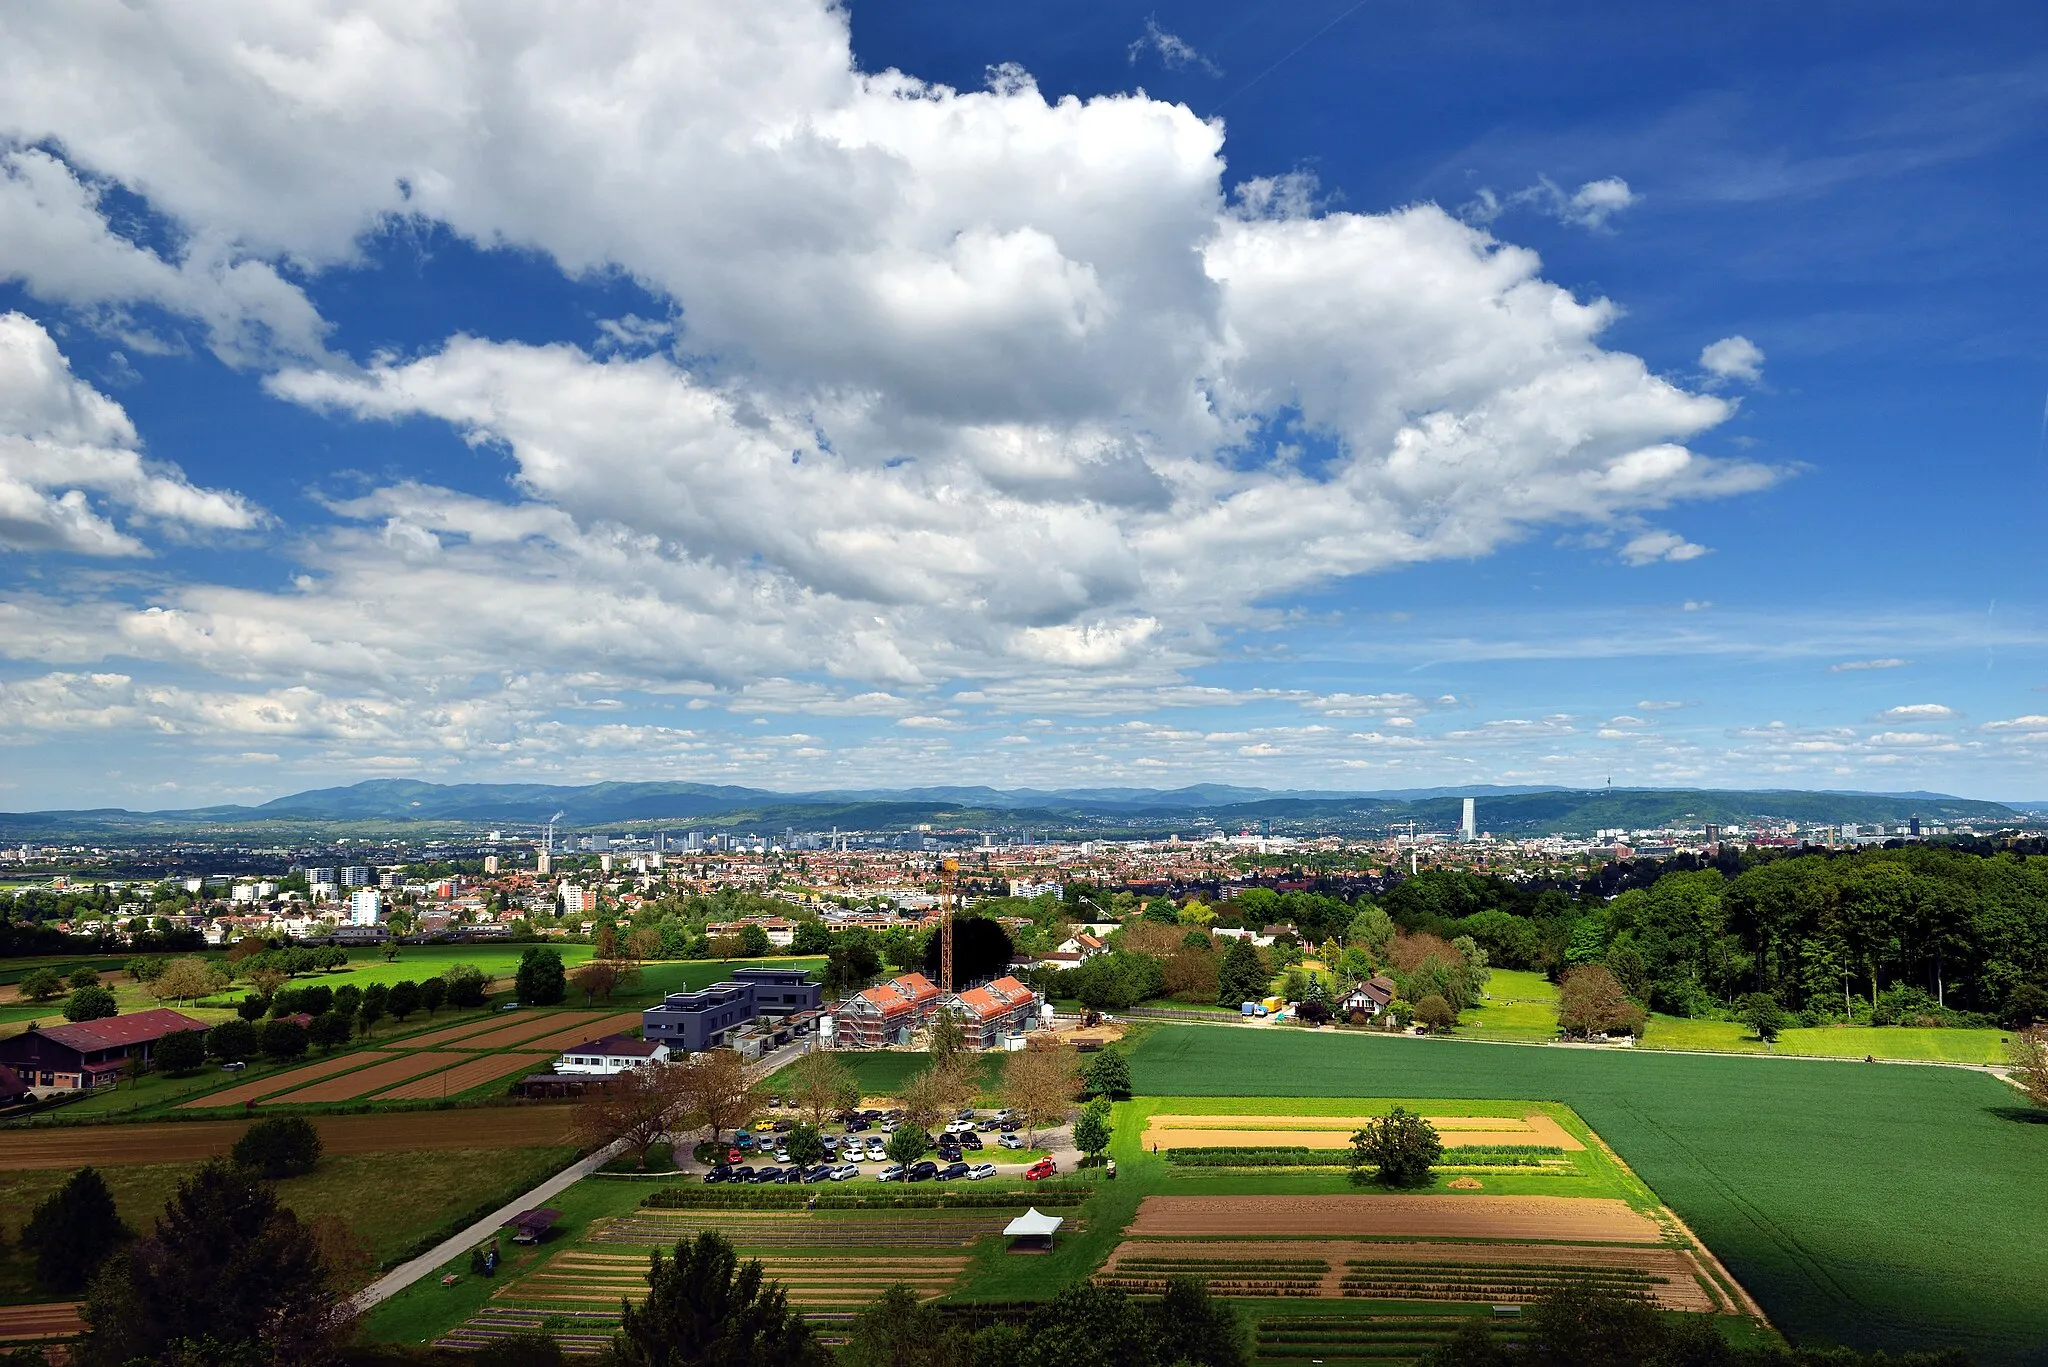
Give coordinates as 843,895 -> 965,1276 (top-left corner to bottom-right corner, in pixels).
1700,335 -> 1766,384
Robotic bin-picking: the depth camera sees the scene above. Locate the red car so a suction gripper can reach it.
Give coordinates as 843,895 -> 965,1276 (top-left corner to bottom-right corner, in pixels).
1024,1158 -> 1058,1181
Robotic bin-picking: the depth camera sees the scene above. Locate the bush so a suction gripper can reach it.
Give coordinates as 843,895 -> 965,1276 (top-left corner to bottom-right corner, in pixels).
308,1011 -> 352,1053
206,1017 -> 258,1064
154,1028 -> 207,1076
231,1115 -> 323,1177
18,969 -> 65,1002
236,991 -> 269,1021
64,985 -> 119,1022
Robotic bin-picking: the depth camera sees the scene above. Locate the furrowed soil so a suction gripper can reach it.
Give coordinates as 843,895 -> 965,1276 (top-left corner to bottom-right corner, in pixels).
176,1051 -> 396,1109
371,1051 -> 553,1100
264,1050 -> 472,1103
1127,1194 -> 1665,1242
1144,1112 -> 1583,1151
0,1106 -> 577,1168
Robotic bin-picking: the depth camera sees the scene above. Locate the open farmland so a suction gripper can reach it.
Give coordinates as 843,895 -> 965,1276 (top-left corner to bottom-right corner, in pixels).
0,1302 -> 84,1344
1126,1194 -> 1665,1242
0,1106 -> 576,1168
263,1050 -> 472,1103
1143,1111 -> 1583,1151
1129,1024 -> 2048,1363
371,1050 -> 554,1100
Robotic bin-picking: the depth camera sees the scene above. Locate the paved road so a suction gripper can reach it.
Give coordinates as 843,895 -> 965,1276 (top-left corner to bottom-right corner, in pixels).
351,1039 -> 809,1314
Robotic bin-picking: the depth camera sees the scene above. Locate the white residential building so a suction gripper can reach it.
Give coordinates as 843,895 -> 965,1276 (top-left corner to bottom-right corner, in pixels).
348,889 -> 382,926
554,1034 -> 669,1075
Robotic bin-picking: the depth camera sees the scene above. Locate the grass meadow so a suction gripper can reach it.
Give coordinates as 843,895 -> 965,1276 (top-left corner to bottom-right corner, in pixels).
1129,1025 -> 2048,1364
0,1145 -> 577,1305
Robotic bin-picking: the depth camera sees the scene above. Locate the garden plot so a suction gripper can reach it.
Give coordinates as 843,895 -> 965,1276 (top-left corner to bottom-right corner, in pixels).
175,1050 -> 394,1109
0,1302 -> 84,1344
592,1208 -> 1019,1249
500,1248 -> 971,1310
262,1050 -> 471,1103
516,1011 -> 648,1053
1128,1195 -> 1665,1243
370,1050 -> 554,1101
1252,1312 -> 1523,1365
448,1010 -> 616,1052
435,1306 -> 617,1357
0,1107 -> 574,1168
1142,1112 -> 1583,1152
1101,1240 -> 1718,1312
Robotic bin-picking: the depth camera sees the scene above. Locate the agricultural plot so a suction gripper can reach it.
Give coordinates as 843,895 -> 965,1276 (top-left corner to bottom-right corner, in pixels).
1129,1026 -> 2048,1363
1127,1194 -> 1667,1243
175,1050 -> 394,1109
0,1106 -> 576,1169
1251,1311 -> 1521,1365
446,1009 -> 619,1052
0,1302 -> 84,1344
263,1050 -> 471,1104
591,1209 -> 1018,1249
371,1050 -> 554,1100
1143,1111 -> 1582,1152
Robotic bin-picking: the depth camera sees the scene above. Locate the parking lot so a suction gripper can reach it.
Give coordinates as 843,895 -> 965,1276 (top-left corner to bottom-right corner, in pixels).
692,1103 -> 1074,1187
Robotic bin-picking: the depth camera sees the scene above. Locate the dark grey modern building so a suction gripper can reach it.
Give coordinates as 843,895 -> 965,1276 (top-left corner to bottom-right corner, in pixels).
641,967 -> 821,1052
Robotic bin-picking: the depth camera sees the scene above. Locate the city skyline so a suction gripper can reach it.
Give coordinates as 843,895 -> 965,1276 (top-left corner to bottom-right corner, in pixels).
3,2 -> 2045,808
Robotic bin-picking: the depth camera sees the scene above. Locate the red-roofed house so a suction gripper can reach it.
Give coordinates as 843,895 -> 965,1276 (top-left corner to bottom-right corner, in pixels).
0,1062 -> 31,1107
940,975 -> 1041,1050
831,972 -> 941,1048
0,1008 -> 210,1090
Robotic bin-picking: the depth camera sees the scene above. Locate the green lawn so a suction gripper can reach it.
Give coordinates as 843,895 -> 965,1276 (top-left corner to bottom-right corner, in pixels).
1775,1026 -> 2011,1064
0,1145 -> 576,1304
762,1048 -> 1011,1102
1129,1025 -> 2048,1364
1640,1015 -> 1765,1053
1456,968 -> 1558,1041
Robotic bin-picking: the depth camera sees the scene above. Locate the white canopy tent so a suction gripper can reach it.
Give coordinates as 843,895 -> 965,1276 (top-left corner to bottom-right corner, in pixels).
1002,1207 -> 1064,1251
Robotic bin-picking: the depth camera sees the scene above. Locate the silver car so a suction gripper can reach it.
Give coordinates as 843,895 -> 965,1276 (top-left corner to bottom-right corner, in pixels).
830,1163 -> 860,1180
966,1162 -> 996,1180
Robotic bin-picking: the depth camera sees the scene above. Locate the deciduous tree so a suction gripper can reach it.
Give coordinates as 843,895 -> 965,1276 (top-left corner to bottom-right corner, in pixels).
1074,1097 -> 1113,1162
576,1059 -> 689,1169
151,956 -> 218,1006
785,1049 -> 856,1129
1083,1049 -> 1132,1099
1557,965 -> 1646,1040
206,1017 -> 257,1064
1003,1039 -> 1080,1146
154,1028 -> 206,1075
516,948 -> 567,1006
1349,1106 -> 1442,1187
232,1116 -> 323,1178
884,1122 -> 932,1167
2009,1026 -> 2048,1110
64,985 -> 118,1022
676,1049 -> 759,1146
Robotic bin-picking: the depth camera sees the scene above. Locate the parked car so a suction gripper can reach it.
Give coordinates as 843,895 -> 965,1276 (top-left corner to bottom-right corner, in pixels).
878,1164 -> 906,1182
845,1118 -> 870,1133
830,1163 -> 860,1181
958,1132 -> 983,1150
956,1108 -> 977,1121
220,1061 -> 246,1072
726,1147 -> 744,1164
993,1108 -> 1014,1120
751,1166 -> 784,1184
1024,1159 -> 1058,1181
967,1163 -> 996,1181
703,1165 -> 734,1184
977,1117 -> 1003,1131
935,1162 -> 970,1181
998,1133 -> 1026,1150
879,1119 -> 899,1134
907,1161 -> 939,1183
944,1119 -> 975,1134
728,1165 -> 756,1183
772,1149 -> 792,1165
771,1119 -> 793,1133
864,1138 -> 889,1161
998,1120 -> 1021,1133
803,1164 -> 835,1183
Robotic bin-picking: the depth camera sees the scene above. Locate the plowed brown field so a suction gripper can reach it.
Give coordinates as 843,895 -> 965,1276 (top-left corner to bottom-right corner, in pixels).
446,1010 -> 613,1052
0,1301 -> 83,1341
176,1051 -> 396,1110
1127,1195 -> 1664,1243
393,1013 -> 508,1048
0,1107 -> 578,1169
1103,1238 -> 1717,1310
263,1050 -> 471,1104
517,1010 -> 647,1053
372,1051 -> 553,1100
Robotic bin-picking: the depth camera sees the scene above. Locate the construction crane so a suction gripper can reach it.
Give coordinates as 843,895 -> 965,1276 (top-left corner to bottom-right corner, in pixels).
939,857 -> 959,992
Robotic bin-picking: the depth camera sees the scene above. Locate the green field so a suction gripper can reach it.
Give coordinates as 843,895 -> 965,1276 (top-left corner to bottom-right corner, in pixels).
1130,1025 -> 2048,1364
0,1145 -> 576,1305
762,1048 -> 1012,1101
1455,968 -> 1558,1042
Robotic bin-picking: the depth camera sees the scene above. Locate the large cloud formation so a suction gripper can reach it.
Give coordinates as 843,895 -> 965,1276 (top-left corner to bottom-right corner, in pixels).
0,1 -> 1776,774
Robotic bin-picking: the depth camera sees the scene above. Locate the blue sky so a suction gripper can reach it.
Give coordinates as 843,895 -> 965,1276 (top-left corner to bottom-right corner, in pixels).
1,1 -> 2044,808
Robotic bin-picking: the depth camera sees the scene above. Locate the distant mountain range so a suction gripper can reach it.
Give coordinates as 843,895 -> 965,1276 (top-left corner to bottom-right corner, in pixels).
0,779 -> 2023,842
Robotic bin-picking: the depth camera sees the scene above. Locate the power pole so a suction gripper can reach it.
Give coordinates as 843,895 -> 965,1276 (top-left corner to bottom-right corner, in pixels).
940,857 -> 959,992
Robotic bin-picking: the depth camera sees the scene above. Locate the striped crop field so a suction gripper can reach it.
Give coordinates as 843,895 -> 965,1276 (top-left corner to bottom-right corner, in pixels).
499,1249 -> 971,1310
176,1051 -> 396,1109
261,1050 -> 471,1104
370,1050 -> 554,1101
589,1208 -> 1030,1249
1252,1312 -> 1524,1366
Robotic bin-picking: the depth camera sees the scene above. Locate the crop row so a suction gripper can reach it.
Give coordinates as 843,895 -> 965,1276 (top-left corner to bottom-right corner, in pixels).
1116,1259 -> 1330,1272
642,1185 -> 1092,1209
1342,1261 -> 1656,1281
1165,1145 -> 1563,1168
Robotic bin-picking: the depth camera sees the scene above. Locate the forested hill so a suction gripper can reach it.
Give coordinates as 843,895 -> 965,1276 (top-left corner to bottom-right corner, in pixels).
0,779 -> 2018,840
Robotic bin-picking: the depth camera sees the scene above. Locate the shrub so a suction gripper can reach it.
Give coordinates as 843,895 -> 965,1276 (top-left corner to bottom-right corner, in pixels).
18,968 -> 65,1002
20,1167 -> 128,1294
308,1011 -> 352,1053
231,1115 -> 323,1178
236,992 -> 269,1021
1413,995 -> 1457,1033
